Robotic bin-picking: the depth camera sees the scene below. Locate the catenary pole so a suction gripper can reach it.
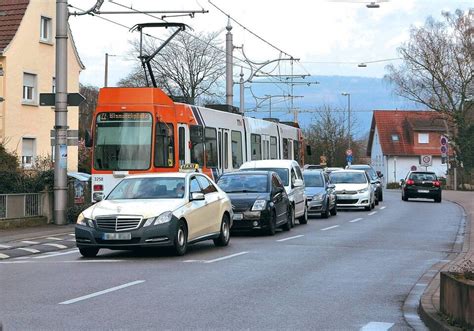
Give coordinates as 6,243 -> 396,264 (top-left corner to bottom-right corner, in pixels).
225,18 -> 233,106
54,0 -> 68,225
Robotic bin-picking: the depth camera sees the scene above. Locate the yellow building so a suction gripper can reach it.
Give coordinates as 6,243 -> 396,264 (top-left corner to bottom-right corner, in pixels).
0,0 -> 84,170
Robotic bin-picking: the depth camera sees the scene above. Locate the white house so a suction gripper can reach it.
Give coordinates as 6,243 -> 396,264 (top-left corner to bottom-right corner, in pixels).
367,110 -> 451,185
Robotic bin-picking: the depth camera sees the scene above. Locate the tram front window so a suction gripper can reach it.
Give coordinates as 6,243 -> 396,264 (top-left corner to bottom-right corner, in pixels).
94,112 -> 152,170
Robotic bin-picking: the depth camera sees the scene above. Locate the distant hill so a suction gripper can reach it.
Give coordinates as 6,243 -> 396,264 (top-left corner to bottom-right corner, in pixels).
233,75 -> 425,138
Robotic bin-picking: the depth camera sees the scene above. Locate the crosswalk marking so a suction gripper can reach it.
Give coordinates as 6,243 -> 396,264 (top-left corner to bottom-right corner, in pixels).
46,237 -> 63,241
18,247 -> 40,254
0,244 -> 11,249
21,240 -> 39,245
0,253 -> 10,259
42,243 -> 67,249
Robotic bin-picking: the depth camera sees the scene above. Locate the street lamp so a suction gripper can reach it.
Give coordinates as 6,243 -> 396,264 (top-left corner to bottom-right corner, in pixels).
341,92 -> 351,150
104,53 -> 116,87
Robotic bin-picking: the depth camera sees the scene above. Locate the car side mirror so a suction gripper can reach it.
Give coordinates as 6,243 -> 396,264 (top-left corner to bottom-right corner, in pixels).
190,192 -> 205,201
327,184 -> 335,189
93,192 -> 104,202
376,171 -> 383,178
371,180 -> 378,185
293,179 -> 304,187
85,129 -> 93,148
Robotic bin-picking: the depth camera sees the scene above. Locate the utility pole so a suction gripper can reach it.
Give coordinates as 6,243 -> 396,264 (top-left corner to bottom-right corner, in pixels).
104,53 -> 116,87
225,18 -> 233,106
342,92 -> 351,150
239,67 -> 244,113
54,0 -> 69,225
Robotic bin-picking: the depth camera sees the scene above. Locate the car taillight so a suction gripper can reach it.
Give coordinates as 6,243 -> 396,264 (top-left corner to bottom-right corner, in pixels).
93,184 -> 103,191
406,179 -> 414,185
433,181 -> 440,187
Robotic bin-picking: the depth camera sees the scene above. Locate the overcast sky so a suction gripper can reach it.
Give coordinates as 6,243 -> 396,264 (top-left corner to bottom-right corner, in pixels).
69,0 -> 472,89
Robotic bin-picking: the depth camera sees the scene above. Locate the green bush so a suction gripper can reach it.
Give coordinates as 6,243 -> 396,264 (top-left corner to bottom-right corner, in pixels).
66,203 -> 93,224
386,182 -> 400,189
0,170 -> 54,194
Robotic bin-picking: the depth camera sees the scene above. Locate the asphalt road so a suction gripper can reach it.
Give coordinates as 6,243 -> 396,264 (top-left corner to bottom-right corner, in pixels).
0,191 -> 463,331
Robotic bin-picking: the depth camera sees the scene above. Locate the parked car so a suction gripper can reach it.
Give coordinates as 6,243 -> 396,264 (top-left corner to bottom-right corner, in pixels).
346,164 -> 383,202
75,172 -> 233,257
324,167 -> 344,174
400,171 -> 442,202
239,160 -> 307,226
217,171 -> 291,235
304,164 -> 324,170
303,169 -> 337,218
329,170 -> 376,211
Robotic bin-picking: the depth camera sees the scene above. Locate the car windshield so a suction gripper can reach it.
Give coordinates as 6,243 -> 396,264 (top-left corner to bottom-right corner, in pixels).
350,166 -> 378,180
241,168 -> 289,186
217,174 -> 268,193
303,172 -> 324,187
409,173 -> 437,181
107,177 -> 186,200
330,172 -> 367,184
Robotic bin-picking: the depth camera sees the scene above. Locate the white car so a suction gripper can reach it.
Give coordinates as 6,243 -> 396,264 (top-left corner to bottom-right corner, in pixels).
329,170 -> 376,210
75,172 -> 233,257
239,160 -> 308,226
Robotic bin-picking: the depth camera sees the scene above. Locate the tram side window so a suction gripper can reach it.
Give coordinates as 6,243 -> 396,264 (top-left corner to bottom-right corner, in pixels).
190,125 -> 204,165
270,136 -> 278,159
231,130 -> 243,168
205,127 -> 218,167
293,140 -> 300,163
224,132 -> 229,169
251,134 -> 262,160
283,138 -> 289,159
155,123 -> 174,167
178,127 -> 185,165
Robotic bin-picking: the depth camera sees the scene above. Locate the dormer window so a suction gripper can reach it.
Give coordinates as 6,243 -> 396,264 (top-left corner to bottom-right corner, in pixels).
418,133 -> 429,144
40,16 -> 52,43
391,134 -> 399,142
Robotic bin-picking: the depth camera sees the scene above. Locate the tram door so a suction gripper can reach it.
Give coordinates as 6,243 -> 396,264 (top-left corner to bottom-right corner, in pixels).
262,135 -> 270,160
178,124 -> 190,165
218,128 -> 230,174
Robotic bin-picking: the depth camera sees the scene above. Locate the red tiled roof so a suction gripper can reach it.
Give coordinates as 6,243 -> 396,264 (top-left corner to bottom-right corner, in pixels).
0,0 -> 29,53
367,110 -> 451,157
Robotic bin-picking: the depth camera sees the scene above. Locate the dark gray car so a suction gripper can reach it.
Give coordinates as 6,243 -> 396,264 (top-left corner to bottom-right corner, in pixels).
347,164 -> 383,202
303,170 -> 337,218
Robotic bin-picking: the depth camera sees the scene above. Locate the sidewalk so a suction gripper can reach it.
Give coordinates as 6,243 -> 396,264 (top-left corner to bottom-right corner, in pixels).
419,190 -> 474,330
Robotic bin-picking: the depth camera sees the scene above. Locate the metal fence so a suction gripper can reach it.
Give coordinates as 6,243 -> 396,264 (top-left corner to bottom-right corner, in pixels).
0,193 -> 43,219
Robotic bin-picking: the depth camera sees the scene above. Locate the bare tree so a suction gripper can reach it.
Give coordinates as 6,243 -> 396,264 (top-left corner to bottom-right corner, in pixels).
303,106 -> 363,167
121,31 -> 225,104
79,84 -> 99,139
385,9 -> 474,169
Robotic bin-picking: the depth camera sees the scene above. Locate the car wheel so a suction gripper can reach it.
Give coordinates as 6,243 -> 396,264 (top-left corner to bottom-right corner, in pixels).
364,205 -> 371,211
173,220 -> 188,255
79,247 -> 99,258
266,211 -> 277,236
282,207 -> 291,231
289,206 -> 295,228
330,203 -> 337,216
321,204 -> 329,218
434,195 -> 442,203
375,198 -> 379,206
402,191 -> 408,201
298,205 -> 308,224
378,191 -> 383,202
371,200 -> 376,209
214,214 -> 231,246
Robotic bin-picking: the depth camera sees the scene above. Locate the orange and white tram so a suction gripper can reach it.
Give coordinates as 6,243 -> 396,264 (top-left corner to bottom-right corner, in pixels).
90,87 -> 306,201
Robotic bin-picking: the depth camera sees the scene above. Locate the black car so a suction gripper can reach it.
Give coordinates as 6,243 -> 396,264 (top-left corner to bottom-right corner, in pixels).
303,170 -> 337,218
217,171 -> 291,235
401,171 -> 442,202
347,164 -> 383,202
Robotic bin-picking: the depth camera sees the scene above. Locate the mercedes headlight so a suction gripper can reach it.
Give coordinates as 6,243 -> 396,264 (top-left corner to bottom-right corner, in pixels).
144,211 -> 173,227
76,213 -> 93,227
313,193 -> 324,201
357,187 -> 368,193
251,200 -> 267,211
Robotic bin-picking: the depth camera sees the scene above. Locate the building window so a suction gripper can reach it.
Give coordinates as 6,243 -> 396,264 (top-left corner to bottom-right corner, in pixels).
270,136 -> 277,159
23,73 -> 37,103
251,134 -> 261,160
40,16 -> 52,42
231,130 -> 243,168
418,133 -> 429,144
22,138 -> 36,168
154,123 -> 174,167
391,134 -> 399,142
204,127 -> 217,167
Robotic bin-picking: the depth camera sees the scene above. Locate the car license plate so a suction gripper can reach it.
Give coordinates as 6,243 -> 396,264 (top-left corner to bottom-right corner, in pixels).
102,232 -> 131,240
418,190 -> 429,193
233,213 -> 243,221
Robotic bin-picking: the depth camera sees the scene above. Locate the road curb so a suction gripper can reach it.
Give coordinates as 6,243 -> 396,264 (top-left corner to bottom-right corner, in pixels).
417,194 -> 472,331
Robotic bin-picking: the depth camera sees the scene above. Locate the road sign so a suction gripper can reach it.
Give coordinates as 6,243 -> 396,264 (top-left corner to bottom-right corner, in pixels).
440,135 -> 448,157
440,135 -> 448,146
440,145 -> 448,154
40,93 -> 85,106
420,155 -> 433,167
346,149 -> 353,156
411,165 -> 417,171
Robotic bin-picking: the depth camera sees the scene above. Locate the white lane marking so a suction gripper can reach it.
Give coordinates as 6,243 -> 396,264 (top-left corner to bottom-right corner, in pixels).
0,260 -> 30,264
368,211 -> 377,216
360,322 -> 394,330
182,260 -> 205,263
34,249 -> 78,259
21,241 -> 39,245
276,235 -> 304,242
42,243 -> 68,249
0,260 -> 122,264
0,253 -> 10,259
46,237 -> 63,241
59,280 -> 145,305
66,239 -> 77,242
349,218 -> 363,223
380,206 -> 386,210
68,233 -> 75,236
17,247 -> 40,253
204,251 -> 248,263
321,225 -> 340,231
0,244 -> 11,249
